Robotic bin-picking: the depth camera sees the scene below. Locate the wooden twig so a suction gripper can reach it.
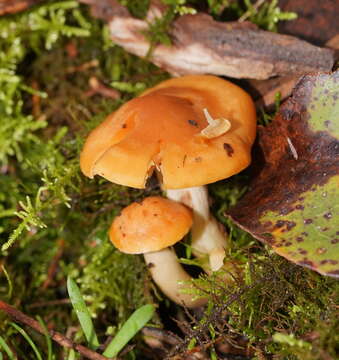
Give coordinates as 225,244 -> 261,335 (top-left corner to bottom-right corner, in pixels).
42,238 -> 65,289
0,300 -> 109,360
0,0 -> 41,15
80,0 -> 334,80
247,33 -> 339,108
66,59 -> 99,74
27,299 -> 71,309
85,77 -> 121,99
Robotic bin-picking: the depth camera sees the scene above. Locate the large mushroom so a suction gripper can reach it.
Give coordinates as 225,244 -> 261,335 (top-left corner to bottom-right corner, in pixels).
81,75 -> 256,272
109,196 -> 207,308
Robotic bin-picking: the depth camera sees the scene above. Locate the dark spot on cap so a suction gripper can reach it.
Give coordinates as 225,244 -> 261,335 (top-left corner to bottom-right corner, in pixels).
195,157 -> 202,162
153,213 -> 158,217
296,237 -> 304,242
223,143 -> 234,157
323,212 -> 332,220
324,120 -> 330,128
322,227 -> 329,232
298,248 -> 307,255
188,119 -> 198,127
285,242 -> 292,246
302,232 -> 308,236
331,239 -> 339,244
147,262 -> 155,269
304,219 -> 313,225
122,123 -> 127,128
122,233 -> 126,237
295,204 -> 304,210
182,154 -> 187,167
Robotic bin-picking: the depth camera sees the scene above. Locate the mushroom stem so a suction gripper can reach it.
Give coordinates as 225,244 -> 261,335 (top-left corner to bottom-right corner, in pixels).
166,186 -> 228,272
144,248 -> 207,308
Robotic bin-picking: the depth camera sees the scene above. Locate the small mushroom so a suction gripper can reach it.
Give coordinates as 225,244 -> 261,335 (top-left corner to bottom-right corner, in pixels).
81,75 -> 256,273
109,196 -> 207,308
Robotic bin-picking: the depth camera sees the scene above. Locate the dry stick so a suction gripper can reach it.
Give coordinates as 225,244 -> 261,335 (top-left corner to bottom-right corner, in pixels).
42,238 -> 65,289
0,300 -> 110,360
0,0 -> 41,15
27,299 -> 71,309
80,0 -> 334,80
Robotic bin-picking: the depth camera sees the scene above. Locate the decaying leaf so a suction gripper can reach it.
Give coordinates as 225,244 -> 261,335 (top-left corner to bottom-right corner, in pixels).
227,71 -> 339,278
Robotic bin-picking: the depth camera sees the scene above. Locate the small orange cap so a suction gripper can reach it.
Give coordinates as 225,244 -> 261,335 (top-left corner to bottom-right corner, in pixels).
109,196 -> 193,254
80,75 -> 256,189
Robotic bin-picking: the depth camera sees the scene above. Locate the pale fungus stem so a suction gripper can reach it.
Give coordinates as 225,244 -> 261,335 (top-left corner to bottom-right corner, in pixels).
200,108 -> 231,139
166,186 -> 228,272
144,248 -> 207,308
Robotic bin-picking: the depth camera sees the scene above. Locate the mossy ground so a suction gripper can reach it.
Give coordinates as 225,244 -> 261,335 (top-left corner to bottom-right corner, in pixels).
0,1 -> 337,359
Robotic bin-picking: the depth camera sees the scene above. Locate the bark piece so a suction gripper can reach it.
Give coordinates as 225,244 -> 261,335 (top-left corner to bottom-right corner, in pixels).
81,0 -> 334,80
227,71 -> 339,278
247,34 -> 339,109
278,0 -> 339,46
0,0 -> 41,15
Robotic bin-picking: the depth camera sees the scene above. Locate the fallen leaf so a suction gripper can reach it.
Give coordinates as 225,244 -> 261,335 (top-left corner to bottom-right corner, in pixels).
227,71 -> 339,278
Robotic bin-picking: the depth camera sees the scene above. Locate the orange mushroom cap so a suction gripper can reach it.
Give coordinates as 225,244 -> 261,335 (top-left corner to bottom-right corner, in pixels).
109,196 -> 193,254
80,75 -> 256,189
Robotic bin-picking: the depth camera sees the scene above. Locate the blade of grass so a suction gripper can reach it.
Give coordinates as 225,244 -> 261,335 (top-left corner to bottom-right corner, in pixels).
36,316 -> 53,360
10,322 -> 42,360
103,304 -> 155,358
0,336 -> 15,360
67,276 -> 99,350
67,348 -> 76,360
1,265 -> 13,299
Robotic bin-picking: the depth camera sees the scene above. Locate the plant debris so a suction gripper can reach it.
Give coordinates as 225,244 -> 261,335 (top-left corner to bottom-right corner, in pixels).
228,71 -> 339,277
81,0 -> 334,80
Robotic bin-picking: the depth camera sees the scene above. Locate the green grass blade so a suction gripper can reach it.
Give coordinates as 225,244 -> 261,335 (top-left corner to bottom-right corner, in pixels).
0,336 -> 15,360
1,265 -> 13,298
103,304 -> 155,358
67,349 -> 76,360
36,316 -> 53,360
10,322 -> 42,360
67,276 -> 99,350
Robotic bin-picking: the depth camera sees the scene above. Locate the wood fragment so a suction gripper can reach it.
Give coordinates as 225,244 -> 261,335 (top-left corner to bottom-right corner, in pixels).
42,239 -> 65,289
278,0 -> 339,46
246,34 -> 339,109
85,77 -> 121,99
0,300 -> 110,360
0,0 -> 40,15
80,0 -> 334,80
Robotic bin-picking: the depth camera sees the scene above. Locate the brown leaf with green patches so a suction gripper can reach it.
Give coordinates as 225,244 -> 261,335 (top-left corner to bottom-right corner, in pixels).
227,71 -> 339,278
